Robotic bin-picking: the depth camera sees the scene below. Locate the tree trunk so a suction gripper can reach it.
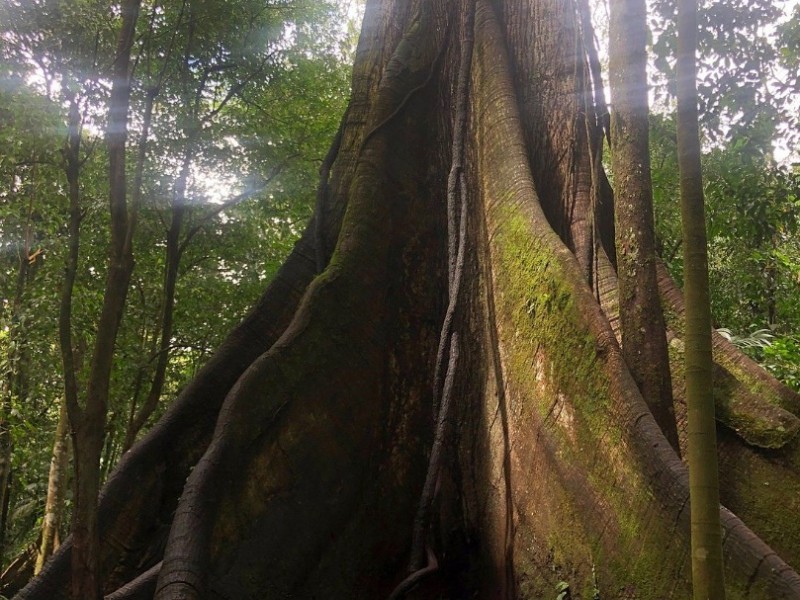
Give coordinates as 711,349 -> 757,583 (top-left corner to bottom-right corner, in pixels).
122,145 -> 186,452
17,0 -> 800,598
0,424 -> 10,566
609,0 -> 679,450
35,398 -> 70,575
676,0 -> 726,593
63,1 -> 142,597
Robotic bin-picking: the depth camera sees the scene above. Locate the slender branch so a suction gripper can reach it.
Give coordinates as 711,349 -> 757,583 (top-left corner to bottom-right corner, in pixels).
199,51 -> 279,126
409,0 -> 475,577
180,150 -> 294,255
152,0 -> 187,92
314,110 -> 347,272
126,86 -> 158,252
178,187 -> 265,255
58,96 -> 83,424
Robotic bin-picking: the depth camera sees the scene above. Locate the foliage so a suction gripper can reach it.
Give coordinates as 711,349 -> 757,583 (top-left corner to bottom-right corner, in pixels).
0,0 -> 356,565
650,112 -> 800,392
716,328 -> 774,349
758,335 -> 800,392
646,0 -> 800,395
650,0 -> 796,155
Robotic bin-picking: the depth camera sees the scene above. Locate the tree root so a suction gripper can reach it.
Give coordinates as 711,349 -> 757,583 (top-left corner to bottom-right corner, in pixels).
469,1 -> 800,595
387,546 -> 439,600
16,222 -> 319,599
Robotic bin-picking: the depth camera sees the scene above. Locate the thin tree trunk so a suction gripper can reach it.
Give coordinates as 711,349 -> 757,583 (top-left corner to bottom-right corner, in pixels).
609,0 -> 679,451
124,22 -> 268,447
121,85 -> 160,450
675,0 -> 726,593
121,212 -> 181,451
57,94 -> 86,597
120,3 -> 179,449
0,379 -> 11,566
121,86 -> 170,452
35,398 -> 70,575
123,147 -> 189,451
66,1 -> 142,597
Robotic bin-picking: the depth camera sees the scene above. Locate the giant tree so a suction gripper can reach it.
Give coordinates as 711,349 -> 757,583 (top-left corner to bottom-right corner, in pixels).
0,77 -> 83,574
15,0 -> 800,599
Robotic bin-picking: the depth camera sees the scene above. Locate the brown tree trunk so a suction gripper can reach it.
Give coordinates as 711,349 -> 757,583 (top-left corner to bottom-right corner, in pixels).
0,401 -> 13,565
609,0 -> 679,451
16,0 -> 800,599
63,1 -> 142,598
56,94 -> 83,595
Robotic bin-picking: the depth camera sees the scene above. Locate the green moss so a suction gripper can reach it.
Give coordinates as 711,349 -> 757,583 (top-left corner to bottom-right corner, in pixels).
664,304 -> 800,450
487,217 -> 800,597
487,202 -> 688,598
486,196 -> 797,598
663,294 -> 800,416
494,211 -> 607,421
669,338 -> 800,448
471,14 -> 798,593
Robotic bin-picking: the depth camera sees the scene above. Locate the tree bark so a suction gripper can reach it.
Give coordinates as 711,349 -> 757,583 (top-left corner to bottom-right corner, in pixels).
676,0 -> 726,592
609,0 -> 679,451
64,1 -> 142,598
35,398 -> 70,575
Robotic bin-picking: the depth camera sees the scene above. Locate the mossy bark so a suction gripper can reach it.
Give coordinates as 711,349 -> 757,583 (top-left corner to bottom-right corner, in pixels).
35,398 -> 70,575
463,4 -> 799,598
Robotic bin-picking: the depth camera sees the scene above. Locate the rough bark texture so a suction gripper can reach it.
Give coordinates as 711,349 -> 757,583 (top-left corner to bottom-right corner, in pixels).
609,0 -> 679,450
16,0 -> 800,598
